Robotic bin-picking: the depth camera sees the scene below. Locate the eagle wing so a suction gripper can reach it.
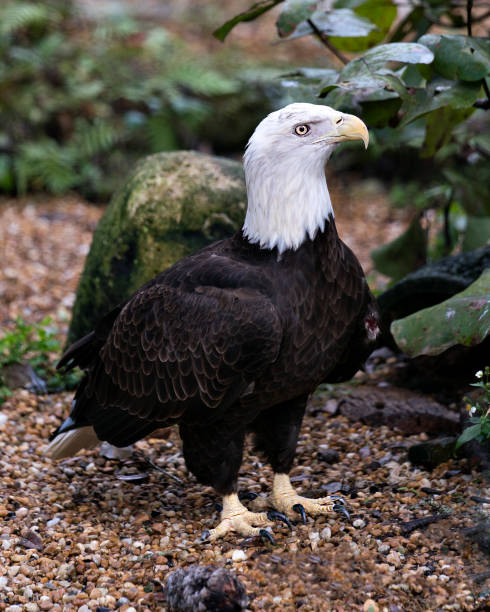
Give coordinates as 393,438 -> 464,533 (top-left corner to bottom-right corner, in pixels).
87,282 -> 283,422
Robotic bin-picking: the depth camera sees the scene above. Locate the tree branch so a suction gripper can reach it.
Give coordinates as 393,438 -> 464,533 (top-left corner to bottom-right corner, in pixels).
307,19 -> 349,65
467,0 -> 473,36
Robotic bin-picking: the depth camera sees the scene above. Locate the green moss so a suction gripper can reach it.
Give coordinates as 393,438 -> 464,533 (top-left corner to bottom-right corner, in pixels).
67,151 -> 246,345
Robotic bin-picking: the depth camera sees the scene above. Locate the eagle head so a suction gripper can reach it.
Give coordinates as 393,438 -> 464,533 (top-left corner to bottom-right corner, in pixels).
246,102 -> 368,163
242,103 -> 369,254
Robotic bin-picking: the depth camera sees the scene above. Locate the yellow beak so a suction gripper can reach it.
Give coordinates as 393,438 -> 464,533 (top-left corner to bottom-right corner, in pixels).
313,113 -> 369,149
337,113 -> 369,149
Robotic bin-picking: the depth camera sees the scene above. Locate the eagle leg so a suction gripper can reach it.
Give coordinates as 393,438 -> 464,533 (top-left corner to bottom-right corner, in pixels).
201,493 -> 274,542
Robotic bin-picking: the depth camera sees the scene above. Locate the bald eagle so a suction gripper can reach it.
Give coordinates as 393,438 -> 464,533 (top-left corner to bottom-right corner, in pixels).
48,103 -> 380,541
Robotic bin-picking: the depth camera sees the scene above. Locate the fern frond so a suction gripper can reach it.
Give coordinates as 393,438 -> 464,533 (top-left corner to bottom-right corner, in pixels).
70,118 -> 121,158
163,60 -> 239,98
14,140 -> 77,194
0,2 -> 50,37
145,114 -> 178,153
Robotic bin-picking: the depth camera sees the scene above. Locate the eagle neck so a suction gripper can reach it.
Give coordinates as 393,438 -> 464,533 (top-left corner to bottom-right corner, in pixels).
295,215 -> 341,269
242,152 -> 334,254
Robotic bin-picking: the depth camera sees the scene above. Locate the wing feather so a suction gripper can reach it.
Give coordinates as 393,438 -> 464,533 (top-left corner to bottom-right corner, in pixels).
90,282 -> 282,422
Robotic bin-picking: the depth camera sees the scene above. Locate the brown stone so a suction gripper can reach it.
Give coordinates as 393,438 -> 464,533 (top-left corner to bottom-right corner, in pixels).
338,385 -> 459,434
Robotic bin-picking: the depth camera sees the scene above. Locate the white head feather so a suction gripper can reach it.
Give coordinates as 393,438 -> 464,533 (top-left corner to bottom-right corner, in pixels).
242,103 -> 368,253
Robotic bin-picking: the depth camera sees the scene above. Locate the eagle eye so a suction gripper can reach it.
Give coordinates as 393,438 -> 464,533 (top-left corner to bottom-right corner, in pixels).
294,124 -> 310,136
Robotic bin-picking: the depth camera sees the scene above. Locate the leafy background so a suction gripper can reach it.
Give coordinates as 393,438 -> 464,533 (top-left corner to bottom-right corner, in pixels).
0,0 -> 262,200
216,0 -> 490,273
1,0 -> 488,268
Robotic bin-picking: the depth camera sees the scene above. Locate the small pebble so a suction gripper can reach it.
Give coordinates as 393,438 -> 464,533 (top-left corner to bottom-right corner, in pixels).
353,518 -> 365,528
2,539 -> 11,550
23,587 -> 33,599
363,600 -> 379,612
116,597 -> 130,608
231,549 -> 247,562
309,531 -> 320,551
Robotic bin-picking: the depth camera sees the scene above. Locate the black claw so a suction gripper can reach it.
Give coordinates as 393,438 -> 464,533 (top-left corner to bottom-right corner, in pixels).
215,502 -> 223,512
333,503 -> 350,521
201,530 -> 211,541
330,495 -> 345,505
259,528 -> 274,545
292,503 -> 307,524
267,510 -> 293,530
238,491 -> 258,502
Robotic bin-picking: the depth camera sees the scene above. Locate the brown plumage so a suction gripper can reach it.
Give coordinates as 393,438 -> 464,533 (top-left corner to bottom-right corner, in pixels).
48,103 -> 380,540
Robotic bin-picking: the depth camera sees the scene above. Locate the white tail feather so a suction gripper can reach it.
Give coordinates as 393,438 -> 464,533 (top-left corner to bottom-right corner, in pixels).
45,426 -> 100,459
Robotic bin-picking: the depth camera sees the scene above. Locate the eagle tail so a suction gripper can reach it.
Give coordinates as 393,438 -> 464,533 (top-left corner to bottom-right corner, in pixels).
45,423 -> 100,459
58,305 -> 123,372
57,331 -> 97,371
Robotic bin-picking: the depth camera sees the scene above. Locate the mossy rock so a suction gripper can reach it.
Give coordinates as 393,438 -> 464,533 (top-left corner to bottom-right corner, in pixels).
68,151 -> 246,344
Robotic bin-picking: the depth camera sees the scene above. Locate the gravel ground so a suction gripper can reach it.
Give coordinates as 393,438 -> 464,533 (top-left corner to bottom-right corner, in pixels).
1,196 -> 489,611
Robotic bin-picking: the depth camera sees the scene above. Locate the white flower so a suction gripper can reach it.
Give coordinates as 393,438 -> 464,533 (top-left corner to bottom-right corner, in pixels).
476,370 -> 483,379
470,406 -> 477,416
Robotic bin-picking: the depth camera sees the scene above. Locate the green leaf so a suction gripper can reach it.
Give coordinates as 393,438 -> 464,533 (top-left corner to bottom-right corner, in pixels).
400,80 -> 481,126
322,73 -> 398,95
391,269 -> 490,358
462,216 -> 490,251
419,34 -> 490,82
276,0 -> 318,37
322,44 -> 432,107
360,98 -> 402,128
213,0 -> 284,41
371,216 -> 427,281
331,0 -> 397,53
286,67 -> 339,82
455,424 -> 482,449
341,43 -> 434,80
422,106 -> 475,158
281,8 -> 375,41
321,74 -> 404,111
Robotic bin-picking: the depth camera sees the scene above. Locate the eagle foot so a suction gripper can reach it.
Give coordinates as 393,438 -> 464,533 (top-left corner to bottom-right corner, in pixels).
202,493 -> 274,542
272,473 -> 349,522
